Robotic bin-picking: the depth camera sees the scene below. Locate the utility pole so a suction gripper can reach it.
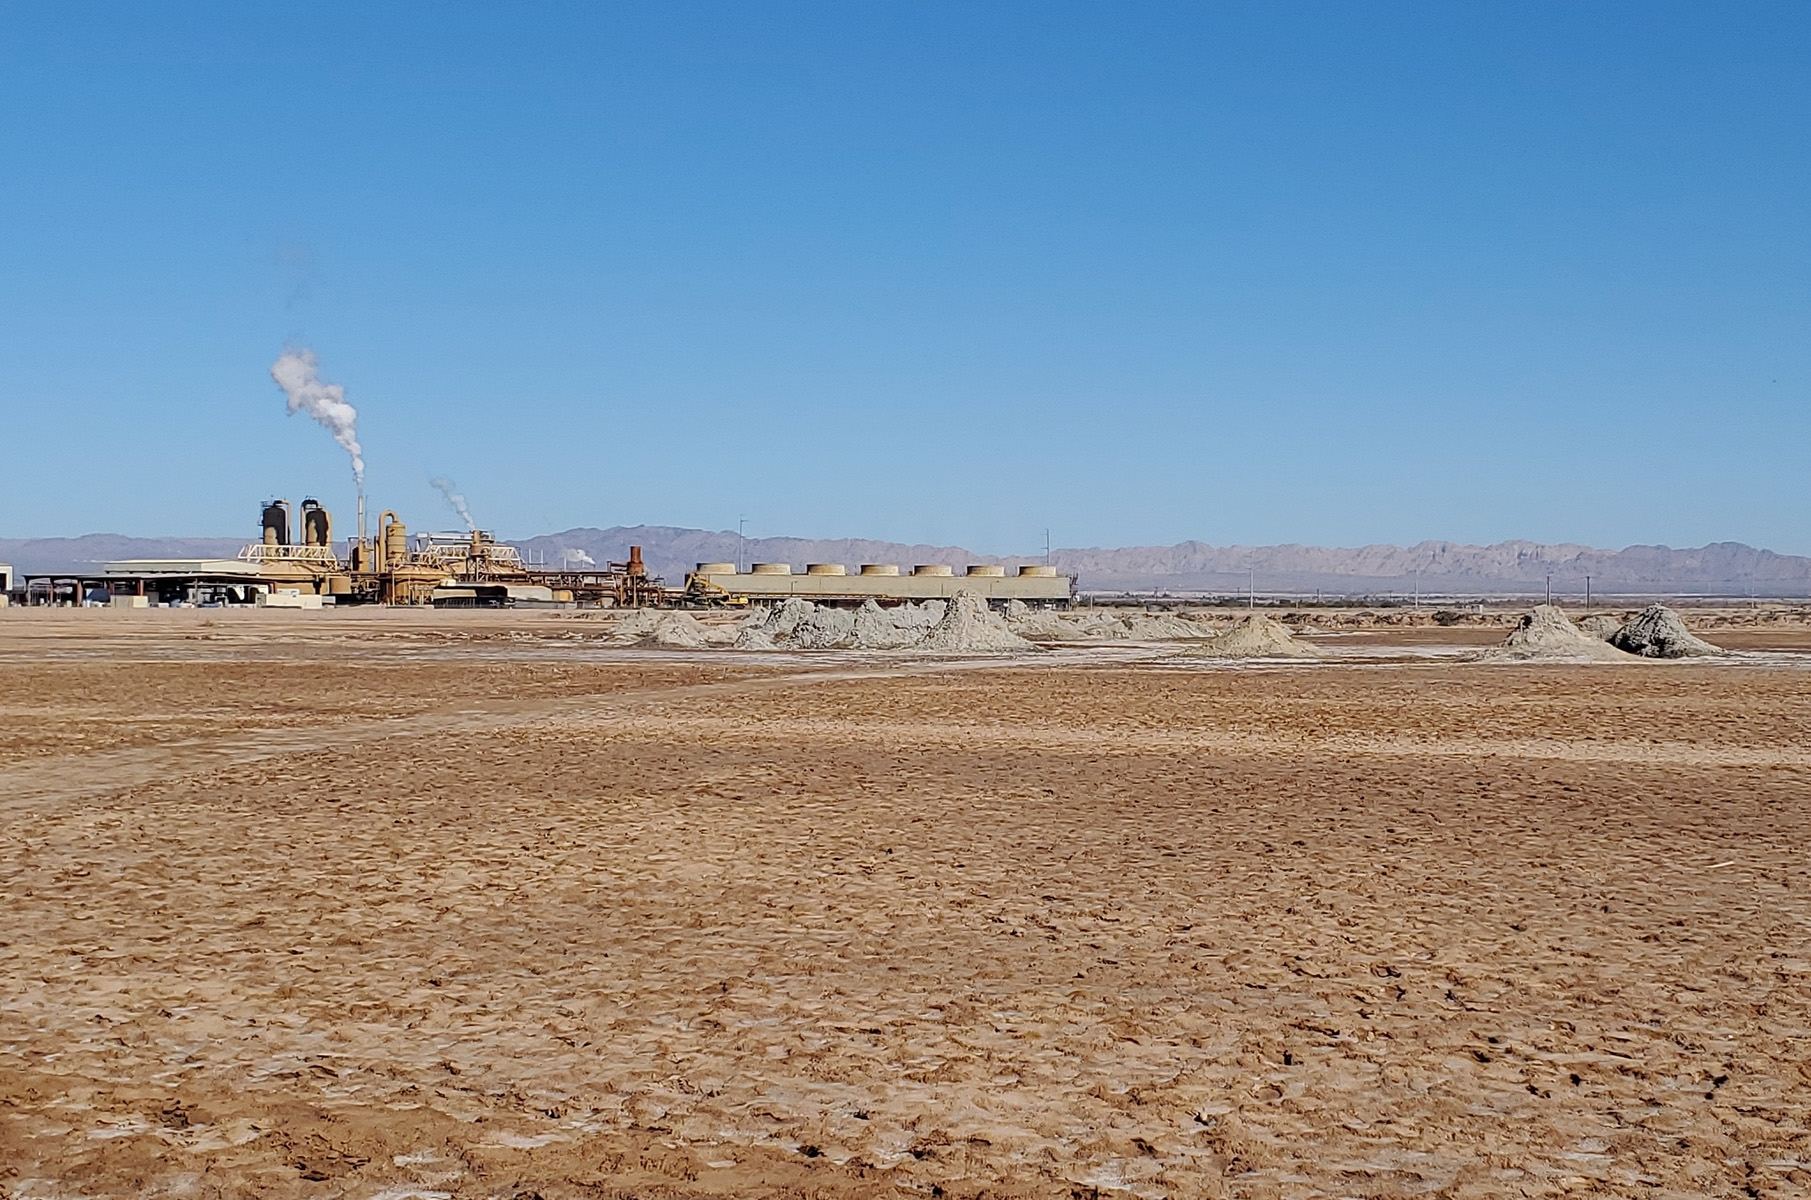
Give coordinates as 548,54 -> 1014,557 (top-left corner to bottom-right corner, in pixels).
1585,574 -> 1591,611
1045,528 -> 1051,567
1545,574 -> 1552,606
738,515 -> 747,573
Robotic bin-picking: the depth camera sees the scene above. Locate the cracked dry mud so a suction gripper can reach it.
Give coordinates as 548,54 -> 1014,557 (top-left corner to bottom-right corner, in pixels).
2,609 -> 1809,1199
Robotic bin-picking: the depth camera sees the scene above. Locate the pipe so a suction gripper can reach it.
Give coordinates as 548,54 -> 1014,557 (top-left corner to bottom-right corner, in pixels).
377,511 -> 401,573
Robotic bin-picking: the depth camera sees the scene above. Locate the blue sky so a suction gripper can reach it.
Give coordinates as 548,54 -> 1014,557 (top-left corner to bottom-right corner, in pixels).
2,3 -> 1807,553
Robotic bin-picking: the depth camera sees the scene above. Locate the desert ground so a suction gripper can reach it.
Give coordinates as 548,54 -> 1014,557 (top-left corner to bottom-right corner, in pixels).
2,608 -> 1809,1199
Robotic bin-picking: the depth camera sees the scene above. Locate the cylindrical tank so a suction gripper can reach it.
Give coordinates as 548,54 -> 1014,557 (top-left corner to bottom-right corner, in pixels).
381,513 -> 408,568
696,562 -> 736,574
859,564 -> 900,576
751,563 -> 792,575
327,575 -> 351,595
300,499 -> 331,547
805,563 -> 846,576
261,500 -> 290,547
1018,564 -> 1058,577
912,564 -> 953,577
965,564 -> 1005,577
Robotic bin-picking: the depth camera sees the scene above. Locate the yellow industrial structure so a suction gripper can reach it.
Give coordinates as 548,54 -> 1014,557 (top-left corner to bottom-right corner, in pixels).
684,561 -> 1072,606
22,496 -> 1074,609
44,498 -> 668,608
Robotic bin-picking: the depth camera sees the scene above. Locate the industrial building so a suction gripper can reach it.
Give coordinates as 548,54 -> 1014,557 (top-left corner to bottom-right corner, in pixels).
685,561 -> 1072,607
12,498 -> 1076,609
21,499 -> 665,608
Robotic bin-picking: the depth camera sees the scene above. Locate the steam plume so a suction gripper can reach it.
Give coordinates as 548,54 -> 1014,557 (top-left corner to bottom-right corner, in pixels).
271,349 -> 364,487
562,547 -> 596,567
430,477 -> 477,532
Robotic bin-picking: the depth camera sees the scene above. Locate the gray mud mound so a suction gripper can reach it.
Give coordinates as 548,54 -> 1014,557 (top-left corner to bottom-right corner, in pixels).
1014,611 -> 1217,641
1029,612 -> 1140,640
1124,613 -> 1214,640
732,624 -> 776,650
1610,604 -> 1721,658
850,599 -> 924,649
787,605 -> 857,650
1007,603 -> 1102,641
1576,614 -> 1622,641
733,597 -> 952,651
607,609 -> 663,645
607,609 -> 720,648
890,599 -> 946,637
734,597 -> 815,649
919,592 -> 1035,653
1190,613 -> 1317,658
647,611 -> 711,648
1485,605 -> 1634,662
699,622 -> 740,647
1011,611 -> 1092,641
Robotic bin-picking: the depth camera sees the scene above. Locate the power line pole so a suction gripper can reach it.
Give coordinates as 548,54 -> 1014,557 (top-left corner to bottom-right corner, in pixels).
738,515 -> 746,573
1585,574 -> 1591,611
1545,574 -> 1552,606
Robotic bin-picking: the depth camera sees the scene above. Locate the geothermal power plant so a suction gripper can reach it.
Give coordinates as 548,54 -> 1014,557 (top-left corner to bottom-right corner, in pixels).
9,351 -> 1073,610
13,496 -> 1074,610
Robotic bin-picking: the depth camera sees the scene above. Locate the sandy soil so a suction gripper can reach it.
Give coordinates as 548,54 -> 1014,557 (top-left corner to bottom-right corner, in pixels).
3,608 -> 1810,1199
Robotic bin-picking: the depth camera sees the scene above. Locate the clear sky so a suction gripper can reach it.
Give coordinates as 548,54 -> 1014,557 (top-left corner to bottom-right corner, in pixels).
2,3 -> 1807,554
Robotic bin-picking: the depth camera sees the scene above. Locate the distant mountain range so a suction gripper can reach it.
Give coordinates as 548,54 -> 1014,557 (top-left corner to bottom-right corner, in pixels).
516,528 -> 1811,597
5,527 -> 1809,597
0,535 -> 248,577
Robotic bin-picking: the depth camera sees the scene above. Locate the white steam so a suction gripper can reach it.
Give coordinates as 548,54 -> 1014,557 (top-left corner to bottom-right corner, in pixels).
562,547 -> 596,567
430,477 -> 477,532
271,349 -> 364,488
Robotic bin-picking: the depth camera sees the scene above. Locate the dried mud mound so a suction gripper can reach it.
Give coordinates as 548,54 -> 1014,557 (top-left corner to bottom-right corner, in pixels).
1124,613 -> 1214,640
1485,605 -> 1635,662
733,597 -> 814,650
611,610 -> 731,649
605,609 -> 660,644
919,592 -> 1035,652
787,605 -> 858,650
1006,608 -> 1214,642
648,612 -> 712,648
1610,604 -> 1722,658
851,598 -> 939,649
1068,613 -> 1136,639
1577,614 -> 1623,641
1190,613 -> 1318,658
1011,612 -> 1091,640
733,598 -> 977,652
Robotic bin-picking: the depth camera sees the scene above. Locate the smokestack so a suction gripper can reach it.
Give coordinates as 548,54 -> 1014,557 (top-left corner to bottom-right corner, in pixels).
430,477 -> 478,532
270,349 -> 364,489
